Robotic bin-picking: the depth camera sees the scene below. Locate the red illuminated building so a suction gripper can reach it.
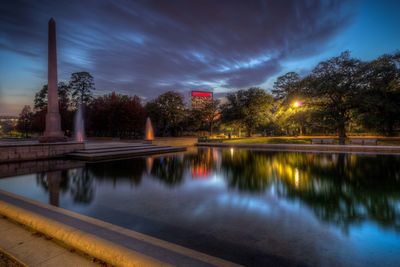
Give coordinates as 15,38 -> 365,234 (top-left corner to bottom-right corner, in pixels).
190,91 -> 213,109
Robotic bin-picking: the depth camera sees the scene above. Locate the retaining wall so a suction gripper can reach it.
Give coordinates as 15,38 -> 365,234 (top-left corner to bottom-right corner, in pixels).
0,142 -> 84,163
152,137 -> 197,147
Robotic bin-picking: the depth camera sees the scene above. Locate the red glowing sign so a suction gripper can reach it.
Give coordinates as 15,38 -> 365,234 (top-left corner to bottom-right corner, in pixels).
191,91 -> 213,97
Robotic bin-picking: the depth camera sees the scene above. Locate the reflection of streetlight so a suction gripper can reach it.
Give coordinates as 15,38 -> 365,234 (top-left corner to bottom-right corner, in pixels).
294,168 -> 300,188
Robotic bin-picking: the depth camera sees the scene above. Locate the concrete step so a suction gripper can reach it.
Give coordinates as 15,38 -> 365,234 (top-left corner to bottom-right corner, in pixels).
68,146 -> 186,161
83,143 -> 153,151
70,146 -> 176,157
75,145 -> 161,154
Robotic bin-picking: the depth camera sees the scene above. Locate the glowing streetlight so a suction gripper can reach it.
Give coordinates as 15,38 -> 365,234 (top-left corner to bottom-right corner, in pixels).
293,100 -> 302,108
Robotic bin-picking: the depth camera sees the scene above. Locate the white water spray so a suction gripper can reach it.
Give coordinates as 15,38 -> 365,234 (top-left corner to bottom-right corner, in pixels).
74,104 -> 85,142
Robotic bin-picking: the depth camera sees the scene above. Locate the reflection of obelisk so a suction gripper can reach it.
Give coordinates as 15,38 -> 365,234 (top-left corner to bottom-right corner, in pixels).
40,18 -> 64,142
47,171 -> 61,207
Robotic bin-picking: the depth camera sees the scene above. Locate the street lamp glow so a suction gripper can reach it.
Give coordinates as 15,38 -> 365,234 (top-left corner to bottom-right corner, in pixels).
293,101 -> 302,108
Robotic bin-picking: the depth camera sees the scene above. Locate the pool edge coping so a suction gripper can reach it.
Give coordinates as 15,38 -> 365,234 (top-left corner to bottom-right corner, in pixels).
0,199 -> 168,267
0,189 -> 241,267
196,142 -> 400,155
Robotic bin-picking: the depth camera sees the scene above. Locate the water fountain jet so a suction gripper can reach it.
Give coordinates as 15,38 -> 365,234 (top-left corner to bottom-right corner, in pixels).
74,103 -> 85,142
144,117 -> 154,142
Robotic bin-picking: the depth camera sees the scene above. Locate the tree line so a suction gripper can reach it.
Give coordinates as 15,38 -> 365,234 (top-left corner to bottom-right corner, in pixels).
15,51 -> 400,140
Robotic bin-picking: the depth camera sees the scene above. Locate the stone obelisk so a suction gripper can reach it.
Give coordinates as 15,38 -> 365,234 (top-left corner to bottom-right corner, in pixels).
40,18 -> 65,142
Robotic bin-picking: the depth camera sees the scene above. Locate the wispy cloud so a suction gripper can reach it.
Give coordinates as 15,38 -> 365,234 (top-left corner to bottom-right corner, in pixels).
1,0 -> 353,101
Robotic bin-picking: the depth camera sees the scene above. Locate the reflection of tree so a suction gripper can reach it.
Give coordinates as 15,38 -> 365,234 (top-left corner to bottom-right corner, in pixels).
69,168 -> 94,204
36,171 -> 70,192
87,158 -> 146,186
220,149 -> 274,192
278,154 -> 400,231
216,148 -> 400,231
151,156 -> 184,186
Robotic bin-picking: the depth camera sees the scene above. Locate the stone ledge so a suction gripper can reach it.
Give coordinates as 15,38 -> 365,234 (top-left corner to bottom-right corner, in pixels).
197,142 -> 400,154
0,201 -> 167,267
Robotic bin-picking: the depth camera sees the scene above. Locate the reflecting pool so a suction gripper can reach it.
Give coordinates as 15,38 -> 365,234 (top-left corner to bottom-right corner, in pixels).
1,147 -> 400,266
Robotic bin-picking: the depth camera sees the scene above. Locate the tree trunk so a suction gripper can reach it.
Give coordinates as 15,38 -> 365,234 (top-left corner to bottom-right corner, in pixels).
384,121 -> 395,136
246,126 -> 252,137
301,126 -> 306,135
338,121 -> 346,145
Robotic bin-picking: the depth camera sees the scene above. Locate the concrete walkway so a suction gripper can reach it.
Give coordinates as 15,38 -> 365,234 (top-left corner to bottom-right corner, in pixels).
0,216 -> 100,266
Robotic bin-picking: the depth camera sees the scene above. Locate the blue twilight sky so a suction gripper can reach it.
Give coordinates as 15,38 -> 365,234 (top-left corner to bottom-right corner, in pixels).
0,0 -> 400,115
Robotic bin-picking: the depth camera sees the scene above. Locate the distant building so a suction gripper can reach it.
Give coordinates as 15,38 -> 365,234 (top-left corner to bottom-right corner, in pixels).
190,91 -> 213,109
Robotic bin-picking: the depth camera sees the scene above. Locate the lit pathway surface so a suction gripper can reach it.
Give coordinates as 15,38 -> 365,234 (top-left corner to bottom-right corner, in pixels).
0,190 -> 240,267
0,216 -> 99,266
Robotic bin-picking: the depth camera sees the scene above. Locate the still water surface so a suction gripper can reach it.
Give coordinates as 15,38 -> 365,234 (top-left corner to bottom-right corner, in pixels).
1,147 -> 400,266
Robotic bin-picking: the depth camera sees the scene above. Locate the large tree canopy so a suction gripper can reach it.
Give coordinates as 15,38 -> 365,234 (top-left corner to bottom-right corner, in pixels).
304,51 -> 364,144
356,54 -> 400,135
222,88 -> 273,137
272,72 -> 301,102
88,92 -> 146,137
146,91 -> 186,136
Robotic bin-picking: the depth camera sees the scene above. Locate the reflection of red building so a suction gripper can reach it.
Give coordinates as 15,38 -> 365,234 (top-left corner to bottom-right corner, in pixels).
191,148 -> 221,179
191,165 -> 210,178
190,91 -> 213,109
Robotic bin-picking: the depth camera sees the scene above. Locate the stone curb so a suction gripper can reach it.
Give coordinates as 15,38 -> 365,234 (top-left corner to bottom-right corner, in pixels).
197,142 -> 400,154
0,201 -> 170,267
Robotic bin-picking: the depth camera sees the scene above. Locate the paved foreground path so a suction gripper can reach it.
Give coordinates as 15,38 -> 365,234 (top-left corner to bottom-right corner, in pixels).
0,216 -> 100,266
